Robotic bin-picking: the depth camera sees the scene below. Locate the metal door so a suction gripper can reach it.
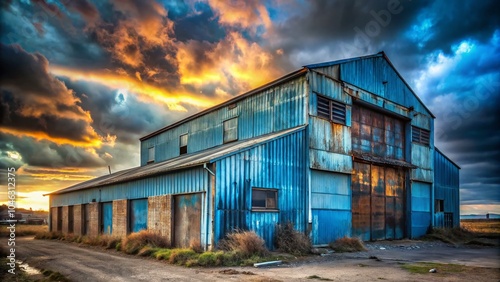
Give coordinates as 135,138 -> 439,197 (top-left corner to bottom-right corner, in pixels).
83,204 -> 89,235
174,193 -> 201,248
57,207 -> 62,231
352,162 -> 405,240
101,202 -> 113,234
130,199 -> 148,233
68,206 -> 74,233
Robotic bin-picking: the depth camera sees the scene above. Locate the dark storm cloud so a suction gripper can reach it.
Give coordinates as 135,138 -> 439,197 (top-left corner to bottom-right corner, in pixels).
59,78 -> 180,144
61,0 -> 100,24
0,44 -> 99,143
170,2 -> 226,43
0,133 -> 105,169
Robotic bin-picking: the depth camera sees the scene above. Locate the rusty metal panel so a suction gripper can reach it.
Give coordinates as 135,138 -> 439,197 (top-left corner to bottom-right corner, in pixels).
352,104 -> 405,161
174,193 -> 202,248
130,198 -> 148,233
371,165 -> 385,240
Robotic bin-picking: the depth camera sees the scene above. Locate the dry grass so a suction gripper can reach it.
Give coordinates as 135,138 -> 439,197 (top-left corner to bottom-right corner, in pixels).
329,237 -> 367,253
121,230 -> 169,254
275,222 -> 312,256
424,225 -> 499,246
218,230 -> 268,257
461,219 -> 500,236
0,224 -> 48,237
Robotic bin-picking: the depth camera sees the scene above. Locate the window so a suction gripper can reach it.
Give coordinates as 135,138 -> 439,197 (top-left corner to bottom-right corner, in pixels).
435,199 -> 444,213
223,117 -> 238,143
148,146 -> 155,163
180,134 -> 188,155
252,188 -> 278,210
412,126 -> 430,145
317,95 -> 346,125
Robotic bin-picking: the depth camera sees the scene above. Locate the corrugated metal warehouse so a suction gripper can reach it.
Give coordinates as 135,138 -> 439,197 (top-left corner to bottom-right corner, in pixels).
47,52 -> 460,249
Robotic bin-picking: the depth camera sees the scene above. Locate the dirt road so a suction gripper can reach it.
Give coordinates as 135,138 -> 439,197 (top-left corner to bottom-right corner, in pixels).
11,237 -> 500,281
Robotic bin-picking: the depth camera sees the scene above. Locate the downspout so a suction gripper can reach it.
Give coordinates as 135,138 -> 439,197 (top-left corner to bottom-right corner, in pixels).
203,163 -> 215,176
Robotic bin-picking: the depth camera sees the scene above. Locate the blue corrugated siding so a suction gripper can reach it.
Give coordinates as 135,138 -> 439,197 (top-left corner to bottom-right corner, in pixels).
214,129 -> 306,249
411,182 -> 431,237
102,202 -> 113,234
141,76 -> 308,166
434,149 -> 460,227
310,170 -> 351,245
339,56 -> 432,118
130,199 -> 148,233
50,167 -> 208,207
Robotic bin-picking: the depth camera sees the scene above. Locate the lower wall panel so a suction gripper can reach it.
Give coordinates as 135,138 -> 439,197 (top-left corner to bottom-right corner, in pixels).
312,210 -> 351,245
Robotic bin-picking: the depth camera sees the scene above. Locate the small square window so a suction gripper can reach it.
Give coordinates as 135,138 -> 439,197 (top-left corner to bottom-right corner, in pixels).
252,188 -> 278,210
223,117 -> 238,143
180,134 -> 188,155
148,146 -> 155,163
435,199 -> 444,213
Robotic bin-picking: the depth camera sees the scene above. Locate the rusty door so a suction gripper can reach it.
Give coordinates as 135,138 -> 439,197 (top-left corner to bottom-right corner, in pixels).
352,162 -> 405,240
174,193 -> 202,248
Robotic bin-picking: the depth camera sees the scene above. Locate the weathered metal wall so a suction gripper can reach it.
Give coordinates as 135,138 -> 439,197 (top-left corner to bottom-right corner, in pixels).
310,170 -> 351,245
411,181 -> 432,238
50,167 -> 208,207
141,75 -> 308,166
174,193 -> 202,248
434,149 -> 460,227
214,129 -> 307,249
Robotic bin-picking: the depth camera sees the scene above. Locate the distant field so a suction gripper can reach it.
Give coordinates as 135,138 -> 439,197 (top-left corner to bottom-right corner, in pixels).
0,224 -> 48,237
461,219 -> 500,236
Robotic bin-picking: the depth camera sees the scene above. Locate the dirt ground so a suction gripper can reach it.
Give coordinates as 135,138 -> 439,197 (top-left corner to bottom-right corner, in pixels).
4,237 -> 499,282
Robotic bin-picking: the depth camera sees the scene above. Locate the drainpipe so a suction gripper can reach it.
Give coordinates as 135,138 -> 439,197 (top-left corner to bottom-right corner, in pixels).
203,163 -> 215,176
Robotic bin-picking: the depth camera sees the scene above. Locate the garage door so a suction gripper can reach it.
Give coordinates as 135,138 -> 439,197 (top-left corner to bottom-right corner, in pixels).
130,199 -> 148,233
174,193 -> 201,248
352,162 -> 405,240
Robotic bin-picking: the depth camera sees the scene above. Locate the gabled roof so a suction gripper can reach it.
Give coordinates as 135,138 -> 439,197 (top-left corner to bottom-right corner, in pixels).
304,51 -> 435,118
47,125 -> 306,196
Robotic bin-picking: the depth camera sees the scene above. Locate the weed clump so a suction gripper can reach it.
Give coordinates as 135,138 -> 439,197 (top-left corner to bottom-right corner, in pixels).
275,222 -> 311,256
122,230 -> 169,254
218,230 -> 268,257
328,237 -> 366,253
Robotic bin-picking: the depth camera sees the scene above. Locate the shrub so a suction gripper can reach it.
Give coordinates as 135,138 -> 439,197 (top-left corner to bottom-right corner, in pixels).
122,230 -> 169,254
329,237 -> 366,253
218,230 -> 268,257
34,231 -> 63,240
275,222 -> 311,256
168,249 -> 197,265
137,246 -> 159,257
196,251 -> 225,266
154,249 -> 173,260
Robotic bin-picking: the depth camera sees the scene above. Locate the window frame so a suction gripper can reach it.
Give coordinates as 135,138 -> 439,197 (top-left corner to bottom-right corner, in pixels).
223,117 -> 238,144
251,188 -> 278,211
179,134 -> 188,155
147,146 -> 155,163
412,126 -> 431,146
435,199 -> 444,213
316,94 -> 347,125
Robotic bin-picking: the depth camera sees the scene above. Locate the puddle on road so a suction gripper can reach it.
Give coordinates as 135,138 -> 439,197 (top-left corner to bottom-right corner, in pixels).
17,260 -> 42,275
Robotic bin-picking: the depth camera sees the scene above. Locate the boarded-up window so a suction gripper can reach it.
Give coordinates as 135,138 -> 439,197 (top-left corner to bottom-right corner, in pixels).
317,95 -> 346,125
179,134 -> 188,155
352,105 -> 405,160
223,117 -> 238,143
252,188 -> 278,210
148,146 -> 155,163
412,126 -> 430,146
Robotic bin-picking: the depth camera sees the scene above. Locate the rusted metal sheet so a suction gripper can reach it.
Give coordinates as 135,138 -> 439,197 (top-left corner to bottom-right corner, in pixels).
174,193 -> 202,248
130,199 -> 148,233
352,104 -> 405,161
352,162 -> 405,240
